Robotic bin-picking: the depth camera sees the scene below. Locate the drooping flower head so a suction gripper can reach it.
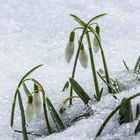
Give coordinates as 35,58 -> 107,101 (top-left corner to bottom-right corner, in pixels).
93,25 -> 101,53
33,84 -> 43,117
79,43 -> 88,68
65,31 -> 75,63
25,95 -> 34,124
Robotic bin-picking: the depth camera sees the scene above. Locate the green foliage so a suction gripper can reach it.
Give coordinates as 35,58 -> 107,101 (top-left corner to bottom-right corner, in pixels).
123,56 -> 140,74
96,92 -> 140,137
69,78 -> 91,104
136,103 -> 140,119
119,98 -> 133,124
46,98 -> 65,131
135,120 -> 140,134
62,81 -> 69,92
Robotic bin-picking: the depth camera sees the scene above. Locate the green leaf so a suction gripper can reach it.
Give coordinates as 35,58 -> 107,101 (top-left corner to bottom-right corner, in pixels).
69,78 -> 91,104
70,13 -> 107,28
135,120 -> 140,134
46,97 -> 65,131
94,88 -> 103,101
62,81 -> 69,92
134,56 -> 140,72
70,14 -> 86,27
119,98 -> 133,124
99,88 -> 103,100
123,60 -> 130,73
136,103 -> 140,119
97,72 -> 117,93
34,83 -> 39,94
11,64 -> 43,127
17,90 -> 28,140
22,82 -> 31,97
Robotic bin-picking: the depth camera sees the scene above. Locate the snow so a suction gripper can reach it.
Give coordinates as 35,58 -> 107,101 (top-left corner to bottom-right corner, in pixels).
0,0 -> 140,140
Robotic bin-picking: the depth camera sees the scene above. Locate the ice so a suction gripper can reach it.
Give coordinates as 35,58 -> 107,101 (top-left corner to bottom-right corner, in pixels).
0,0 -> 140,140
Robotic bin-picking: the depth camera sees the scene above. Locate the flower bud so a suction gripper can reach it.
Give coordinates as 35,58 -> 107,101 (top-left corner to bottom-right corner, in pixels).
25,96 -> 34,124
33,92 -> 43,117
93,25 -> 101,53
65,31 -> 75,63
79,44 -> 88,68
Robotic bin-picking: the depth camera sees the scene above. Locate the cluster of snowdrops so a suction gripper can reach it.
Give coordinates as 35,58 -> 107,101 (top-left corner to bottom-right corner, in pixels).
10,13 -> 140,140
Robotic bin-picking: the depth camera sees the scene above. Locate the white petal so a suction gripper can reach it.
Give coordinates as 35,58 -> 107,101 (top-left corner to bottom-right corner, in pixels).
26,103 -> 34,124
65,41 -> 74,63
93,35 -> 101,53
79,50 -> 88,68
33,92 -> 43,117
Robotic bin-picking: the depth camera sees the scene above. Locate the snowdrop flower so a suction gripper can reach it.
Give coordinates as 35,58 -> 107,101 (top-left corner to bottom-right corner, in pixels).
25,96 -> 34,124
79,44 -> 88,68
93,25 -> 101,53
65,31 -> 75,63
33,91 -> 43,117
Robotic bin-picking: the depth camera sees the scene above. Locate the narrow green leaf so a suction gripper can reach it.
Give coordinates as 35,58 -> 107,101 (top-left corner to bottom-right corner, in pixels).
99,88 -> 103,100
135,120 -> 140,134
62,81 -> 69,92
70,14 -> 86,27
11,64 -> 43,127
94,88 -> 103,101
119,98 -> 133,124
70,13 -> 107,28
123,60 -> 130,73
97,72 -> 117,93
134,56 -> 140,72
17,90 -> 28,140
34,83 -> 39,94
69,78 -> 91,104
46,97 -> 65,131
136,103 -> 140,119
22,82 -> 31,97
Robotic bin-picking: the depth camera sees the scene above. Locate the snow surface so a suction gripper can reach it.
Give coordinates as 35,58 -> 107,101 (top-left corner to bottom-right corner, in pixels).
0,0 -> 140,140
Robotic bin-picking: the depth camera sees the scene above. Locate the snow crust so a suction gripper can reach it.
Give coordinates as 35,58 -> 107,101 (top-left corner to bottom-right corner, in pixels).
0,0 -> 140,140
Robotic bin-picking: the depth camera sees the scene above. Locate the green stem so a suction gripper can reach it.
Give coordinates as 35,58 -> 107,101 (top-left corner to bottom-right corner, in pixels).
14,129 -> 42,137
63,96 -> 79,104
96,92 -> 140,137
88,27 -> 112,93
86,32 -> 100,100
